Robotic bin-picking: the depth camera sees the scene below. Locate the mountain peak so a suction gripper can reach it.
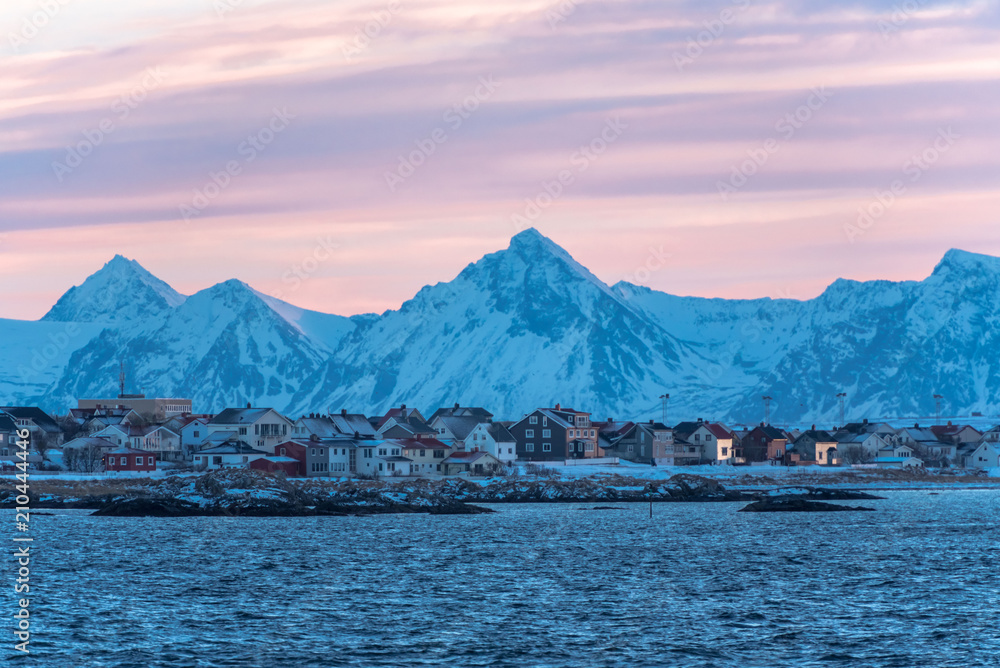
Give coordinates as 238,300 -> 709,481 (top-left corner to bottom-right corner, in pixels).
41,256 -> 185,323
932,248 -> 1000,276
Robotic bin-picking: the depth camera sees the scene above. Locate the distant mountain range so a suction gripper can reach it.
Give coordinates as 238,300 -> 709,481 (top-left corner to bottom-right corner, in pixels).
2,229 -> 998,424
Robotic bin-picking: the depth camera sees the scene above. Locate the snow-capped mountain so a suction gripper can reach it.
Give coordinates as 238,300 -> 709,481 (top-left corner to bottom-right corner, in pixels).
2,230 -> 998,424
42,255 -> 186,324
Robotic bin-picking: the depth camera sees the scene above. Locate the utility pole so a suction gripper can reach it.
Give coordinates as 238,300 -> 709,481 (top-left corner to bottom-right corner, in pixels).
659,393 -> 670,425
933,394 -> 943,425
762,396 -> 773,425
836,392 -> 847,427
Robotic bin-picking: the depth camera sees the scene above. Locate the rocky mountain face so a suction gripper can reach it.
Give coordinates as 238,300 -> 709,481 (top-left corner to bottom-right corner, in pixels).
4,231 -> 998,424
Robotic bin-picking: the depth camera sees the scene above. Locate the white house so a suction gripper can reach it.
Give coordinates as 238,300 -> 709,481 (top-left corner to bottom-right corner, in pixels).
688,423 -> 735,464
92,424 -> 181,460
465,422 -> 517,464
194,441 -> 269,470
207,406 -> 294,454
960,442 -> 1000,470
354,440 -> 411,478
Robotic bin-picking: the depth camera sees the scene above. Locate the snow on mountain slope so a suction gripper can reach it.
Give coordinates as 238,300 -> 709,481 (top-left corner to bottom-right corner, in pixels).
2,235 -> 999,424
0,318 -> 104,404
43,279 -> 354,412
288,228 -> 691,418
42,255 -> 186,323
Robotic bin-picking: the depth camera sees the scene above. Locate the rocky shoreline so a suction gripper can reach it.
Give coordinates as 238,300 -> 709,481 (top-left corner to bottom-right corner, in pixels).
0,471 -> 888,517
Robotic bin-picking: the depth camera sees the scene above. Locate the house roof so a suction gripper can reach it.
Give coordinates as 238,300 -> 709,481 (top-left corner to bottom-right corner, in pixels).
0,407 -> 61,433
329,413 -> 377,438
296,416 -> 338,438
108,446 -> 155,455
697,423 -> 733,440
434,415 -> 482,441
533,409 -> 573,429
931,424 -> 981,438
376,406 -> 425,429
672,421 -> 703,438
63,437 -> 117,450
262,455 -> 299,463
749,425 -> 787,440
0,414 -> 16,433
379,455 -> 412,463
197,442 -> 267,455
795,429 -> 837,444
393,438 -> 450,450
428,405 -> 494,422
486,423 -> 515,443
210,407 -> 282,425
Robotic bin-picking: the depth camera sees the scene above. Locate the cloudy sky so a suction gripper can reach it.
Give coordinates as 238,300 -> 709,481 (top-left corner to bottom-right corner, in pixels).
1,0 -> 998,319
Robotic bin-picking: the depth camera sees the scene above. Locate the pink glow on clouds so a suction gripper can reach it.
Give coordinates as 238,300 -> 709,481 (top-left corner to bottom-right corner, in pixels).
0,0 -> 999,320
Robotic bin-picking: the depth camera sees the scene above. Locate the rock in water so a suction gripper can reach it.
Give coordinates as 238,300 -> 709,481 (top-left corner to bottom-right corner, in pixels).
739,498 -> 876,512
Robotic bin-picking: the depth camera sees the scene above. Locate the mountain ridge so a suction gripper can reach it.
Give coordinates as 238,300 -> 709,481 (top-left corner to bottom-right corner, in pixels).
5,230 -> 1000,423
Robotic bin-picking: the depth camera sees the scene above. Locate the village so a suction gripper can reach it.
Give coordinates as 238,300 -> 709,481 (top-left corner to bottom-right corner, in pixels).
2,392 -> 999,478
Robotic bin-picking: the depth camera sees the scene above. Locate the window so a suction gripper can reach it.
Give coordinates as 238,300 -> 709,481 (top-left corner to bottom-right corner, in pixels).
640,446 -> 645,456
627,445 -> 634,453
542,417 -> 548,427
242,456 -> 248,463
136,456 -> 143,465
320,449 -> 325,456
379,463 -> 384,471
705,435 -> 712,441
590,430 -> 595,437
542,429 -> 551,438
721,447 -> 728,456
641,432 -> 645,443
109,457 -> 116,465
526,443 -> 535,452
542,443 -> 551,452
508,448 -> 513,454
193,430 -> 199,438
529,416 -> 538,425
280,448 -> 286,455
526,429 -> 534,438
239,427 -> 247,435
585,443 -> 594,452
255,424 -> 260,435
311,448 -> 316,456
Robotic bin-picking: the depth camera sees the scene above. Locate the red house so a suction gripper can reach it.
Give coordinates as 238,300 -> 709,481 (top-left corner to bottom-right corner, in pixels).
250,455 -> 302,477
105,447 -> 156,472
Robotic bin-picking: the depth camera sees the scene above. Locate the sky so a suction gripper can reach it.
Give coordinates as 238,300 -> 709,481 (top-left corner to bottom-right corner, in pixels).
1,0 -> 998,319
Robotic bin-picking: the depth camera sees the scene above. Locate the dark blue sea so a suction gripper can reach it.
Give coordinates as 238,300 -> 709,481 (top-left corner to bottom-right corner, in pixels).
11,489 -> 1000,667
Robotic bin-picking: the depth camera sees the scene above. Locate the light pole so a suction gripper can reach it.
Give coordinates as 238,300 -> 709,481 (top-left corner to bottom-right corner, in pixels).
659,393 -> 670,425
836,392 -> 847,427
762,396 -> 773,425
